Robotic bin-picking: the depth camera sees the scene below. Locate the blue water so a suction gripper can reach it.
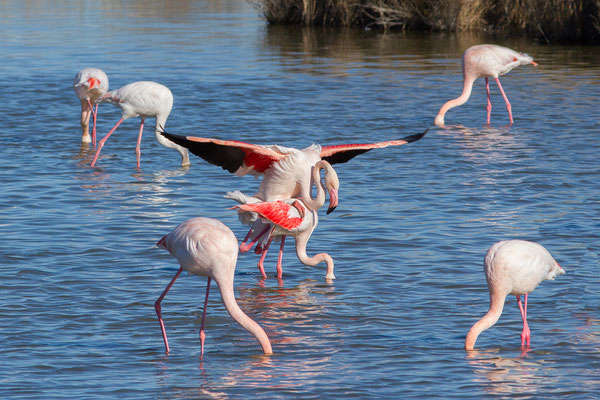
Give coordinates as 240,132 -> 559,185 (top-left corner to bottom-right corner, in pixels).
1,1 -> 599,398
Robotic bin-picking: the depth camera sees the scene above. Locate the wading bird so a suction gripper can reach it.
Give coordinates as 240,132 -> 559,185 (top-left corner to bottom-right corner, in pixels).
465,240 -> 564,350
73,68 -> 109,145
435,44 -> 537,126
154,217 -> 272,355
90,81 -> 190,169
158,129 -> 426,211
226,160 -> 339,279
231,195 -> 334,280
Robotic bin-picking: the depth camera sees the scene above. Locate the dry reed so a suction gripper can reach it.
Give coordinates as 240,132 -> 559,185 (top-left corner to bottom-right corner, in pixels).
249,0 -> 600,43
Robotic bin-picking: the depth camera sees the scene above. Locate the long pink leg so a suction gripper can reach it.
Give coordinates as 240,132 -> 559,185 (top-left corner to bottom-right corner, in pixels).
155,267 -> 183,354
485,77 -> 492,125
495,78 -> 513,125
239,224 -> 271,253
257,238 -> 272,279
276,236 -> 286,279
517,294 -> 531,347
135,118 -> 145,169
91,118 -> 124,167
200,278 -> 211,355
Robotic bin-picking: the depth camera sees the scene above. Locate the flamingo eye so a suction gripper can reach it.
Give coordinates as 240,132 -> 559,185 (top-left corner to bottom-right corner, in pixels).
513,57 -> 518,62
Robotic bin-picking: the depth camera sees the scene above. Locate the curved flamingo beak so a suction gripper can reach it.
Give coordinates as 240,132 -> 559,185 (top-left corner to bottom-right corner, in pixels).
531,61 -> 538,67
327,188 -> 338,215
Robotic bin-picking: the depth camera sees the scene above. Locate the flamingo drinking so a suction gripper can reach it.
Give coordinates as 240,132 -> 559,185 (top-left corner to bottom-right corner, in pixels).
90,81 -> 190,169
73,68 -> 109,145
465,240 -> 564,350
155,217 -> 272,355
435,44 -> 537,126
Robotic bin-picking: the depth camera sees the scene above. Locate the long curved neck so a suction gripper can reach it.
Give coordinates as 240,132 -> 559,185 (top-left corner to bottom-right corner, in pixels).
217,280 -> 273,354
434,75 -> 476,126
465,290 -> 505,350
300,162 -> 327,211
295,231 -> 335,280
80,99 -> 92,135
153,116 -> 190,166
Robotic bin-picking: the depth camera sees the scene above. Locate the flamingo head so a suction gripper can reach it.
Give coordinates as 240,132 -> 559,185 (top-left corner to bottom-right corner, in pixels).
514,52 -> 537,68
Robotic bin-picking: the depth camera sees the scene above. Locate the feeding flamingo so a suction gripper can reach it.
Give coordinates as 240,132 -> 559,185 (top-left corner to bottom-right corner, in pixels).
158,128 -> 426,212
234,197 -> 335,280
465,240 -> 564,350
73,68 -> 109,145
226,160 -> 339,279
435,44 -> 537,126
154,217 -> 272,355
90,81 -> 190,169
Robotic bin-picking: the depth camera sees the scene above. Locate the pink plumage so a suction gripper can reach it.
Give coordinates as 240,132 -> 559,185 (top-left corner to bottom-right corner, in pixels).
435,44 -> 537,126
465,240 -> 564,350
237,200 -> 304,230
90,81 -> 190,169
154,217 -> 272,355
73,68 -> 109,145
159,128 -> 426,213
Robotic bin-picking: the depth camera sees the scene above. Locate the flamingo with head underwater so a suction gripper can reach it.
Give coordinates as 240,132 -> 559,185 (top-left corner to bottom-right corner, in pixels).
465,240 -> 564,350
90,81 -> 190,169
154,217 -> 272,355
73,68 -> 109,145
435,44 -> 537,126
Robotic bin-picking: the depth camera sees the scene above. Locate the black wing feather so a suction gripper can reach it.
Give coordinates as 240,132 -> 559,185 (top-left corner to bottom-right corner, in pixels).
159,130 -> 245,174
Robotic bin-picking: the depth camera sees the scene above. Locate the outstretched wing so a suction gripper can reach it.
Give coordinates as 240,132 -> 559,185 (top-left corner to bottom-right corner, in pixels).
158,129 -> 286,175
320,129 -> 427,165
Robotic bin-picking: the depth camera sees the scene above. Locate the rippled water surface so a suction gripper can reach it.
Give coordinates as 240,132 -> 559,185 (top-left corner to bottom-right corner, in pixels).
1,1 -> 599,398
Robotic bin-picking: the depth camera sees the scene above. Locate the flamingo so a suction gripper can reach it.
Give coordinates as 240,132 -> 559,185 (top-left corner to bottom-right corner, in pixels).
435,44 -> 538,126
73,68 -> 109,145
154,217 -> 272,355
226,159 -> 339,279
90,81 -> 190,169
465,240 -> 565,350
157,128 -> 426,211
234,197 -> 335,280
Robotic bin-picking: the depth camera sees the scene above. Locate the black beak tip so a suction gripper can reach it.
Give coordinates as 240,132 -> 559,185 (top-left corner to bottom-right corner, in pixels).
326,206 -> 337,215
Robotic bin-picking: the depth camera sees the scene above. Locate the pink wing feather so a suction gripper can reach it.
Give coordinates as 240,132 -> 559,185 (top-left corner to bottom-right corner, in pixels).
237,201 -> 303,230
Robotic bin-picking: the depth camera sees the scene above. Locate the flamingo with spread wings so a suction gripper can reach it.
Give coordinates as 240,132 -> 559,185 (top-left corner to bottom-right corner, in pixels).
158,128 -> 426,211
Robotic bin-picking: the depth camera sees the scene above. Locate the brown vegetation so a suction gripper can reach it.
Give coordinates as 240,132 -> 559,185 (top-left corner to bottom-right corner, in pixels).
249,0 -> 600,43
